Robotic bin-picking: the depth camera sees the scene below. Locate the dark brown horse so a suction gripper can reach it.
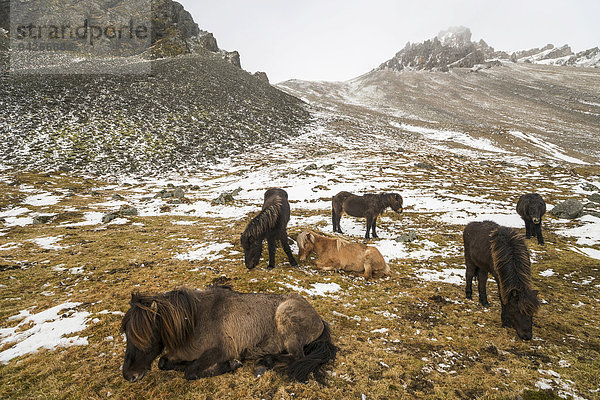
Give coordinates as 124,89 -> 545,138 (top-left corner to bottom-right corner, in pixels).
463,221 -> 540,340
121,286 -> 337,383
332,191 -> 403,239
241,188 -> 297,269
516,193 -> 547,245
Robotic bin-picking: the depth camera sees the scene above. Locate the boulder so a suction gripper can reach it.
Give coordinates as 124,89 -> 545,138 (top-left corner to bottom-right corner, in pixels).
549,199 -> 584,219
396,230 -> 418,243
415,162 -> 435,170
588,193 -> 600,204
119,205 -> 138,216
582,183 -> 599,192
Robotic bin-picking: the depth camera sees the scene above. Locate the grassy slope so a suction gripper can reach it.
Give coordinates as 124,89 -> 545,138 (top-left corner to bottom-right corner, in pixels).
0,115 -> 599,400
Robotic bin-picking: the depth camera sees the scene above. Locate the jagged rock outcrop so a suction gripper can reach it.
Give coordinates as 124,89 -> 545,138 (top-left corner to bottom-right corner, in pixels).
0,0 -> 309,174
379,26 -> 599,72
0,0 -> 243,66
379,27 -> 486,72
253,71 -> 270,84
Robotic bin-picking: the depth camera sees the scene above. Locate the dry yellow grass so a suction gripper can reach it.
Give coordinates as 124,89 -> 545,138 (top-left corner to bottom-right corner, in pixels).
1,142 -> 599,400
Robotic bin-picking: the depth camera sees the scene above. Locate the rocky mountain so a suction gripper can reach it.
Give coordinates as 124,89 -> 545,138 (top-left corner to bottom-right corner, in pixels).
0,1 -> 307,174
378,26 -> 600,72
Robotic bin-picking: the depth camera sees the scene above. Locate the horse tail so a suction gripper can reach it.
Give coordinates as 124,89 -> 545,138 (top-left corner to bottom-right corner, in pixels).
288,320 -> 337,384
490,227 -> 538,314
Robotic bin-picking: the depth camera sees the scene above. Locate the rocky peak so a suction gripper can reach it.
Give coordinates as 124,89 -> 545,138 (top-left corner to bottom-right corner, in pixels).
0,0 -> 243,67
436,26 -> 472,48
379,27 -> 600,72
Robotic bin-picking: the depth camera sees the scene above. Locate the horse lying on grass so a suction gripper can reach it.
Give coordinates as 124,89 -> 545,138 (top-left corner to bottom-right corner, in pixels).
463,221 -> 540,340
121,285 -> 337,383
241,188 -> 297,270
297,230 -> 389,278
332,191 -> 403,239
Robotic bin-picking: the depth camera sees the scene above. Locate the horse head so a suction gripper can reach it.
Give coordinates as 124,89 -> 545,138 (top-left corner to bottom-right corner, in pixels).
241,231 -> 262,269
503,288 -> 539,340
121,294 -> 164,382
386,193 -> 403,213
297,231 -> 315,261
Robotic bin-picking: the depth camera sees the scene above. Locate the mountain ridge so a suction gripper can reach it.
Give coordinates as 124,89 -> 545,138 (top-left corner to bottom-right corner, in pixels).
378,26 -> 600,72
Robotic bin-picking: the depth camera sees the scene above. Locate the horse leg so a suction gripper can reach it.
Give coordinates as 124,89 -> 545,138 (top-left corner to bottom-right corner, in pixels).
333,204 -> 343,233
365,215 -> 373,239
158,356 -> 192,372
497,281 -> 510,327
465,261 -> 475,300
332,206 -> 338,233
371,216 -> 379,238
477,270 -> 490,307
254,355 -> 275,377
363,260 -> 373,278
525,220 -> 532,239
279,231 -> 298,267
184,348 -> 228,380
536,223 -> 544,245
266,235 -> 277,270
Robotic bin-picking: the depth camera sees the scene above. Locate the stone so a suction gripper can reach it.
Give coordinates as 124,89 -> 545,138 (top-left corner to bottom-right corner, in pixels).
119,205 -> 138,216
549,199 -> 584,219
396,230 -> 418,242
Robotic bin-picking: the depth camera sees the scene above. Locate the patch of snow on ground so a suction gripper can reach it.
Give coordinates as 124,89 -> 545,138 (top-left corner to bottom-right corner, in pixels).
175,242 -> 235,262
415,268 -> 465,285
0,303 -> 90,363
282,282 -> 341,297
509,130 -> 587,165
23,193 -> 63,206
539,269 -> 555,277
556,215 -> 600,246
30,236 -> 65,250
393,122 -> 509,154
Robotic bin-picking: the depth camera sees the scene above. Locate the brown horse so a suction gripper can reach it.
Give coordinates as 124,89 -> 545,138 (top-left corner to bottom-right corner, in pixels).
332,191 -> 403,239
121,286 -> 337,383
463,221 -> 540,340
241,188 -> 297,270
297,230 -> 389,278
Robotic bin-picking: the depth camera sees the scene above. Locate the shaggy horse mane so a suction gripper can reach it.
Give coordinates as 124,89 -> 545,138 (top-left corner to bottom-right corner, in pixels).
241,197 -> 283,244
121,288 -> 199,353
490,227 -> 540,316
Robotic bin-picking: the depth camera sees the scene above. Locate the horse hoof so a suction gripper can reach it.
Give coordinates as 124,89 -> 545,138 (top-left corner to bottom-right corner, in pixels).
230,359 -> 243,371
267,265 -> 275,270
254,366 -> 267,377
158,356 -> 169,370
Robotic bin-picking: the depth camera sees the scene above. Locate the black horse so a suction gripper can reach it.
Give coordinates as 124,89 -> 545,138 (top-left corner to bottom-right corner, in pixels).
241,188 -> 297,269
332,191 -> 403,239
516,193 -> 547,245
463,221 -> 540,340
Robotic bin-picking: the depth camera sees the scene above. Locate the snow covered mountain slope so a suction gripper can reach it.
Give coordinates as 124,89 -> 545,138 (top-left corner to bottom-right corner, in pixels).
279,62 -> 600,165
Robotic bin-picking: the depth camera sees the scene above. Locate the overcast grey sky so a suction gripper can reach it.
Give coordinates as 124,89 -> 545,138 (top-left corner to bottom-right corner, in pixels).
179,1 -> 600,83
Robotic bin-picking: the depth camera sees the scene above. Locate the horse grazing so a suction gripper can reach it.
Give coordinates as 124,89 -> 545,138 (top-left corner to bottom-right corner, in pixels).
241,188 -> 297,269
332,191 -> 403,239
121,286 -> 337,383
463,221 -> 540,340
516,193 -> 547,245
297,230 -> 389,278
